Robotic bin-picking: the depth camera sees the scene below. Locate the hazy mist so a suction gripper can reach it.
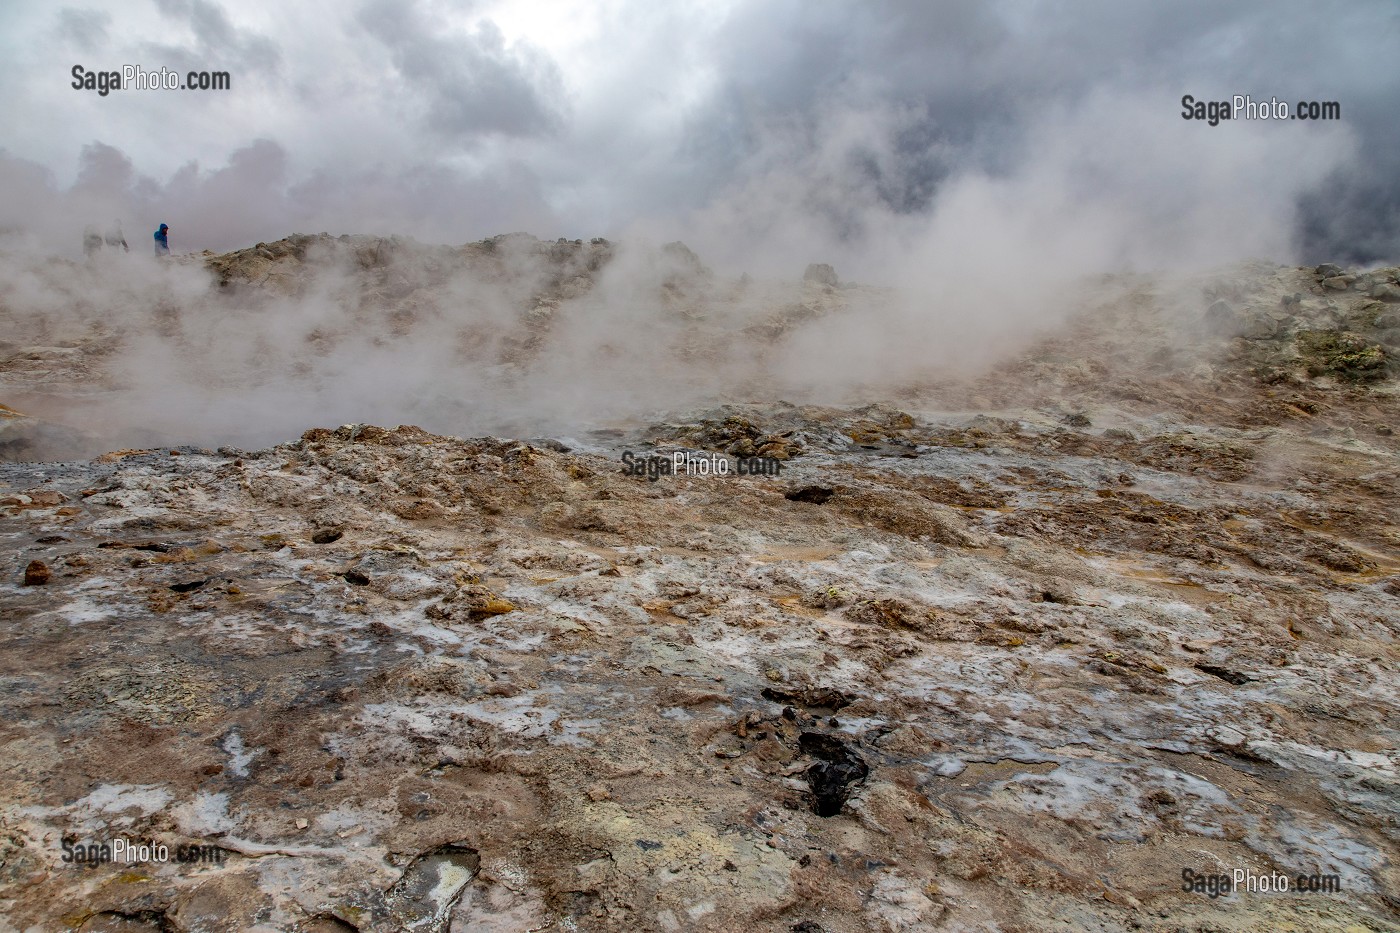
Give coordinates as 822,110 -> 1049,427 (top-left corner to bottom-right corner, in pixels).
0,1 -> 1396,450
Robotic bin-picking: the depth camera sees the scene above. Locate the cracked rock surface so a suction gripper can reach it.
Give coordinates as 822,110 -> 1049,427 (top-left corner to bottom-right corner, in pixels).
0,249 -> 1397,931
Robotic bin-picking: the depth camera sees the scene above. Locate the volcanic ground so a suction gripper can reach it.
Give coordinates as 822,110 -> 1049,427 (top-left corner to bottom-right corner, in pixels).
0,238 -> 1397,932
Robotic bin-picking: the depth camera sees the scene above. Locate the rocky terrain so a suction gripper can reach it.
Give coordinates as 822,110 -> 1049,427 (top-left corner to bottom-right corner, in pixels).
0,238 -> 1397,931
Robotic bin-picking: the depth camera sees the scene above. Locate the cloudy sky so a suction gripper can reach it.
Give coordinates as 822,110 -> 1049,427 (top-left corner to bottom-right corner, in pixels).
1,0 -> 1396,270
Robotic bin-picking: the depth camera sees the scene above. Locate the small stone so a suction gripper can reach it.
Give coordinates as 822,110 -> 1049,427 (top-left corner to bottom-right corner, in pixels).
23,560 -> 50,586
295,818 -> 309,830
586,784 -> 611,802
785,486 -> 834,505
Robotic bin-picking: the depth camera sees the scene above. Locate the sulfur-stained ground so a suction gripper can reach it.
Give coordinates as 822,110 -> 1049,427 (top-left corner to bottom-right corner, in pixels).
0,244 -> 1398,931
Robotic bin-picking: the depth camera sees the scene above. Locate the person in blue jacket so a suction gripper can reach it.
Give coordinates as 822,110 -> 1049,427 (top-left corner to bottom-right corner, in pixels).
153,223 -> 170,257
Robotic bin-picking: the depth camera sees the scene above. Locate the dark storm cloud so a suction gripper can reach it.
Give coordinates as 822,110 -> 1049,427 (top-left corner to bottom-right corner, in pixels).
672,0 -> 1400,262
3,0 -> 1396,265
356,0 -> 564,141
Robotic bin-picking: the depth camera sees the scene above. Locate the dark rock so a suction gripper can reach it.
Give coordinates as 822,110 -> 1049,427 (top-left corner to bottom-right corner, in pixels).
99,541 -> 173,552
1062,412 -> 1092,428
1195,663 -> 1250,685
785,486 -> 834,505
799,732 -> 868,817
343,569 -> 371,586
1316,263 -> 1344,278
169,578 -> 208,593
311,528 -> 343,544
23,559 -> 49,585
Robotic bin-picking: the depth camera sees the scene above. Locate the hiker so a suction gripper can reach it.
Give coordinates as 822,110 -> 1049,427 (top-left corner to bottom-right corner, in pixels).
153,223 -> 170,257
104,220 -> 129,252
83,225 -> 103,258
